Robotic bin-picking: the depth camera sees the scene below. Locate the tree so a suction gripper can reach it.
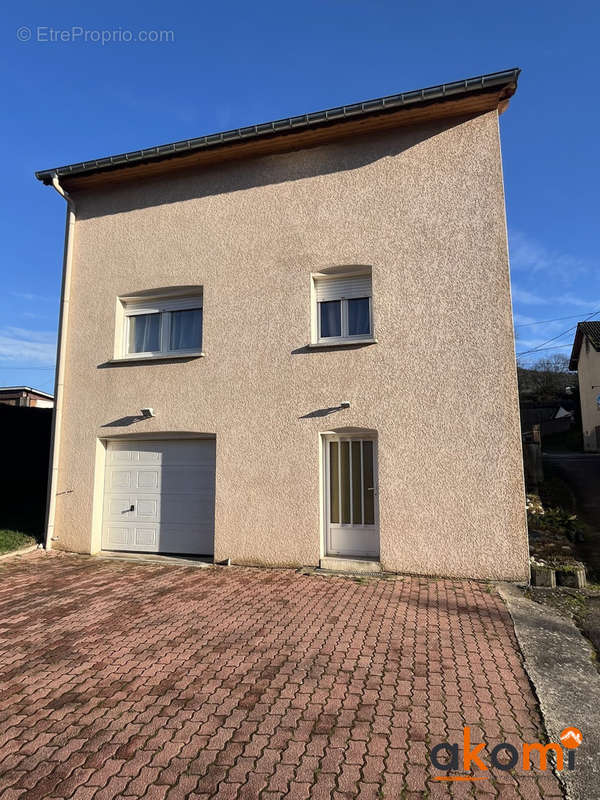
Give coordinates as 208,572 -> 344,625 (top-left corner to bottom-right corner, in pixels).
517,353 -> 576,404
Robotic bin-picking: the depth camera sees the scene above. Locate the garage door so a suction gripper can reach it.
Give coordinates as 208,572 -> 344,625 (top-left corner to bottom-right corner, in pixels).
101,439 -> 215,555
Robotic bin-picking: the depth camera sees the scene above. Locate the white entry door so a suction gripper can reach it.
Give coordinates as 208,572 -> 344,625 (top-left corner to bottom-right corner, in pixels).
101,439 -> 215,555
325,435 -> 379,558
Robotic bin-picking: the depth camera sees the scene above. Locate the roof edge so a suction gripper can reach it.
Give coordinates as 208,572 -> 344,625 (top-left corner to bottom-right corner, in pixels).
35,68 -> 520,185
0,386 -> 54,398
570,328 -> 583,370
570,322 -> 600,370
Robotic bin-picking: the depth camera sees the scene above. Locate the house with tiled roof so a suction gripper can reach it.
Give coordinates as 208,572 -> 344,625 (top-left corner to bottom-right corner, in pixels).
570,321 -> 600,450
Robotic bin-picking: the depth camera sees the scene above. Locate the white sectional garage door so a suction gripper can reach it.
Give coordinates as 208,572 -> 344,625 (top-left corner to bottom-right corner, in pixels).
101,439 -> 215,555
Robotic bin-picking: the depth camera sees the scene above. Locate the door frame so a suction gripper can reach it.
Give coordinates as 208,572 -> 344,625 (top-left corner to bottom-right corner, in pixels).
320,430 -> 380,559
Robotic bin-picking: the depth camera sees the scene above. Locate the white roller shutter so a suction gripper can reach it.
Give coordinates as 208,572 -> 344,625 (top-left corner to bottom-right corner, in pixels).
314,275 -> 371,302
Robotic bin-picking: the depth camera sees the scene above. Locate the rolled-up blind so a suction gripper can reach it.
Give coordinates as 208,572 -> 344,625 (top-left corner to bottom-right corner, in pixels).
314,275 -> 371,302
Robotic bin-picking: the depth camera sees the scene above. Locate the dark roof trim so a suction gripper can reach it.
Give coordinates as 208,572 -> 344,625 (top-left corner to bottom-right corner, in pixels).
35,68 -> 520,185
569,321 -> 600,370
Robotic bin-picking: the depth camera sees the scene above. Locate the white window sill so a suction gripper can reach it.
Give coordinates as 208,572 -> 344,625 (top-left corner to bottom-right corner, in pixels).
308,338 -> 377,349
108,351 -> 205,364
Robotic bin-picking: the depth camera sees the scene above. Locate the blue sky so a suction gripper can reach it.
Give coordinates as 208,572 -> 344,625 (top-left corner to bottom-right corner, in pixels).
2,0 -> 598,392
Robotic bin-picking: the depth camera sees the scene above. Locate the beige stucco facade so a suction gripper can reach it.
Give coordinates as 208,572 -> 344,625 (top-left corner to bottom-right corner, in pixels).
48,108 -> 528,579
576,340 -> 600,451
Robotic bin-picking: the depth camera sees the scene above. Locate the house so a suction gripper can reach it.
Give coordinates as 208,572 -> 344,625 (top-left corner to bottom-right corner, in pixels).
569,321 -> 600,451
520,402 -> 574,438
36,68 -> 528,579
0,386 -> 54,408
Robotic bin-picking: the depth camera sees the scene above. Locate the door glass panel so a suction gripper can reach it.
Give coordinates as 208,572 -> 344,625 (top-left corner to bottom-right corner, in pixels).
129,313 -> 161,353
329,441 -> 339,524
170,308 -> 202,350
363,440 -> 375,525
320,300 -> 341,338
341,441 -> 350,524
351,441 -> 362,524
348,297 -> 371,336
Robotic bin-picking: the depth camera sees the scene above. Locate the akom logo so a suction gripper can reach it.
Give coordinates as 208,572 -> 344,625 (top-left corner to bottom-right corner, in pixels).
430,726 -> 582,782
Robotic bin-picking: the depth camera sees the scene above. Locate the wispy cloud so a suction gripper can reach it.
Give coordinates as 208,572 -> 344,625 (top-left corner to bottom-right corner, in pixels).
22,311 -> 54,320
512,286 -> 600,311
0,327 -> 57,365
558,294 -> 600,310
10,291 -> 56,303
511,286 -> 548,305
513,312 -> 539,326
509,230 -> 594,283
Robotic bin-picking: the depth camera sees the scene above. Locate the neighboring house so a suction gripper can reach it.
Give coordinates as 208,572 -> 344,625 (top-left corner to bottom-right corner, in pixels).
36,68 -> 527,579
570,321 -> 600,451
520,402 -> 574,438
0,386 -> 54,408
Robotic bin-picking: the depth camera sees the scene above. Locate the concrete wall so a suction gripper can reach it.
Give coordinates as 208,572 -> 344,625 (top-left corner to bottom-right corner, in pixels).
52,109 -> 528,579
577,339 -> 600,451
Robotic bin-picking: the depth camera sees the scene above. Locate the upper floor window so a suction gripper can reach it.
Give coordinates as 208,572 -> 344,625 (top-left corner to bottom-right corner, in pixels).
312,271 -> 373,345
121,294 -> 203,358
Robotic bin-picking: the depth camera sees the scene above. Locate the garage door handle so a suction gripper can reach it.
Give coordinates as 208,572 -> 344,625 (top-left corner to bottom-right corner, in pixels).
129,504 -> 134,512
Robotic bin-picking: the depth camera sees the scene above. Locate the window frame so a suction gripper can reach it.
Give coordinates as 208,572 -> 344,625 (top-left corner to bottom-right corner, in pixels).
311,271 -> 375,346
317,296 -> 373,342
118,294 -> 204,360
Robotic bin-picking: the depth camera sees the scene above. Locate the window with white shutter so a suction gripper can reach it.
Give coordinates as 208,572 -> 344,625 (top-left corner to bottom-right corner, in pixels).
312,272 -> 373,344
119,293 -> 203,359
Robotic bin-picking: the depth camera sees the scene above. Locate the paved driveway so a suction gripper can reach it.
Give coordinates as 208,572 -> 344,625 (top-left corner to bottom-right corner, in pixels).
0,553 -> 562,799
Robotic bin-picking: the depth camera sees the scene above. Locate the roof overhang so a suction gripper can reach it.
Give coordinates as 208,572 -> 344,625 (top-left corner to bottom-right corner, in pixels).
569,323 -> 600,370
570,329 -> 582,371
0,386 -> 54,399
35,68 -> 520,191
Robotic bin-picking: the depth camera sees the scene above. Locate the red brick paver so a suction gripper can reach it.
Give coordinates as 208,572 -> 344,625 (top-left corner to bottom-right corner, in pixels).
0,553 -> 563,798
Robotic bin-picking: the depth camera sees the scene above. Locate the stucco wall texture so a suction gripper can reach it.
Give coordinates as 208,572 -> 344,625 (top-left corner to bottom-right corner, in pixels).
52,109 -> 528,579
577,341 -> 600,451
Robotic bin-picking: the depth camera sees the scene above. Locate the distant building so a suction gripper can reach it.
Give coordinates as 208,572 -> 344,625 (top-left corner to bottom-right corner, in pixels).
0,386 -> 54,409
520,402 -> 574,438
570,321 -> 600,450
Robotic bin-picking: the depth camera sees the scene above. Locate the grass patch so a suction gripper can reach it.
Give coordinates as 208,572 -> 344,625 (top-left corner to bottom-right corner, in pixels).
0,530 -> 36,555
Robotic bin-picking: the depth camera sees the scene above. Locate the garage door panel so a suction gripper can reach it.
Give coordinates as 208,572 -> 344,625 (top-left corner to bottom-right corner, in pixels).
101,439 -> 215,556
136,470 -> 160,490
104,526 -> 131,548
134,527 -> 158,548
104,494 -> 134,520
156,524 -> 213,555
160,441 -> 215,465
104,524 -> 212,554
135,497 -> 159,521
160,467 -> 215,493
161,494 -> 214,524
109,446 -> 162,465
109,449 -> 135,465
108,470 -> 133,490
137,450 -> 162,464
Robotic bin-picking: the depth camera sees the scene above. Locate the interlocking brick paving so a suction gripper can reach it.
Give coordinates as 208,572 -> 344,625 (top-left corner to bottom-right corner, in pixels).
0,552 -> 563,799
